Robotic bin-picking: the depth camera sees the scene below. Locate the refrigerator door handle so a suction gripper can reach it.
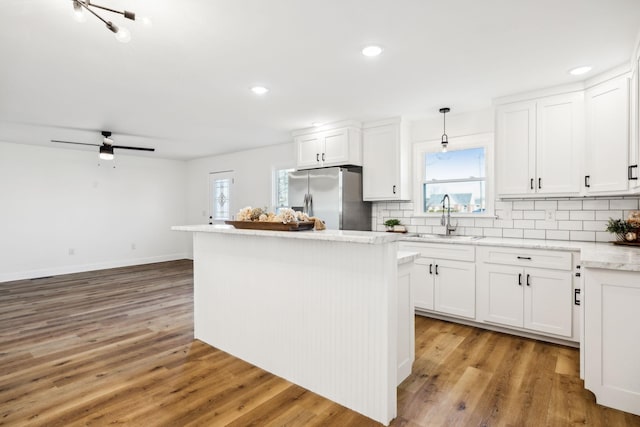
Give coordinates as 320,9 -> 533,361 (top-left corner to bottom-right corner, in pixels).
308,194 -> 313,217
303,193 -> 309,214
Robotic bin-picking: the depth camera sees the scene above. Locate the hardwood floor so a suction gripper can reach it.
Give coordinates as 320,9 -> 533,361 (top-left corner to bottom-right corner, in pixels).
1,260 -> 638,426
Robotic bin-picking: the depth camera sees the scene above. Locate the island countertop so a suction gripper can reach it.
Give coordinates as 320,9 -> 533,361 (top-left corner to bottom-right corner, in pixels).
171,224 -> 402,244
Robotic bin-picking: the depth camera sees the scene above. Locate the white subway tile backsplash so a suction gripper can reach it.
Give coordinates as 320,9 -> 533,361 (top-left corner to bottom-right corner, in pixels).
372,197 -> 640,242
558,220 -> 583,231
511,210 -> 524,220
595,210 -> 623,220
610,199 -> 639,210
503,229 -> 524,238
558,200 -> 583,210
582,199 -> 609,210
475,218 -> 495,227
513,201 -> 535,210
534,200 -> 558,210
570,231 -> 596,242
570,210 -> 595,221
483,228 -> 503,237
534,220 -> 558,230
513,219 -> 535,229
546,230 -> 570,240
493,219 -> 514,228
582,220 -> 608,232
524,210 -> 545,220
524,229 -> 545,239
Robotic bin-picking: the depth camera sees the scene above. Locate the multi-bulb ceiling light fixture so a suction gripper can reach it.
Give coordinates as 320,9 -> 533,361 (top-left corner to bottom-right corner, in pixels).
71,0 -> 149,43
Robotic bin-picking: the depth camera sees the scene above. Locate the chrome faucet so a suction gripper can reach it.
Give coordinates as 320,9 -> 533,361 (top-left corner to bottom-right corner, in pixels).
440,194 -> 457,236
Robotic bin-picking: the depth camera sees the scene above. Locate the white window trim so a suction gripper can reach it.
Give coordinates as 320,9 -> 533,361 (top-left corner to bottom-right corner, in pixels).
412,132 -> 495,218
271,163 -> 295,211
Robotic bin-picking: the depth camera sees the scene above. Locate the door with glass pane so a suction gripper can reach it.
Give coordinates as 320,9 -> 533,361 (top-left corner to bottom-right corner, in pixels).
209,171 -> 234,224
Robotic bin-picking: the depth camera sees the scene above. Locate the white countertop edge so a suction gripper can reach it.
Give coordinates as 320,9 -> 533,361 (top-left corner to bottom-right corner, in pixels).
171,224 -> 401,244
397,251 -> 419,265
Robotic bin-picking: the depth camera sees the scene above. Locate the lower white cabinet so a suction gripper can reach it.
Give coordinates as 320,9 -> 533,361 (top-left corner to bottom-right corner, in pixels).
478,263 -> 572,337
477,246 -> 575,338
584,267 -> 640,416
403,243 -> 476,320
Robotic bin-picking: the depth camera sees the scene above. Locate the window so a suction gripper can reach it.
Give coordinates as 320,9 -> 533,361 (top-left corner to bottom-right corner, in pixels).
274,167 -> 295,212
414,133 -> 493,216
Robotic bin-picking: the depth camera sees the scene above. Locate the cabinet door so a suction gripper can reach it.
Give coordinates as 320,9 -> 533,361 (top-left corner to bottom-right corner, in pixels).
363,123 -> 399,200
524,268 -> 572,337
412,259 -> 434,311
477,263 -> 523,328
296,134 -> 322,169
584,268 -> 640,416
434,259 -> 475,319
585,76 -> 630,193
536,93 -> 583,195
321,128 -> 349,166
496,101 -> 536,196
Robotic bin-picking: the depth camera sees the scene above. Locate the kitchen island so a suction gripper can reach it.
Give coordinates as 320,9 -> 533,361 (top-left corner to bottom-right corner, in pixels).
172,224 -> 404,425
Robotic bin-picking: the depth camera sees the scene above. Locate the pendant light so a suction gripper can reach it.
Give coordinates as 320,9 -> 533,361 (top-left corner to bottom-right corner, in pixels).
440,107 -> 450,153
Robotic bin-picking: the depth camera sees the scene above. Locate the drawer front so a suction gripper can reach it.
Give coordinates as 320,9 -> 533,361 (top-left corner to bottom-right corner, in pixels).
400,242 -> 475,262
477,246 -> 573,270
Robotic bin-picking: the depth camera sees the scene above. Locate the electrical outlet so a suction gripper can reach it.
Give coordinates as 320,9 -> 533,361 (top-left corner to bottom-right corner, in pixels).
545,209 -> 556,221
68,248 -> 75,255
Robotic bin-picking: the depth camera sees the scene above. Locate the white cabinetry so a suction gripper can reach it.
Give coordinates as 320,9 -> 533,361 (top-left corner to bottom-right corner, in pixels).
362,117 -> 411,201
584,75 -> 630,193
397,257 -> 415,385
293,123 -> 362,170
477,246 -> 575,338
496,92 -> 583,197
401,243 -> 475,319
583,268 -> 640,416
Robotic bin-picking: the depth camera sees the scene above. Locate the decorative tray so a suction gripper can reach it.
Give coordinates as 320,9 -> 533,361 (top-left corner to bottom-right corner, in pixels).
225,220 -> 315,231
610,240 -> 640,247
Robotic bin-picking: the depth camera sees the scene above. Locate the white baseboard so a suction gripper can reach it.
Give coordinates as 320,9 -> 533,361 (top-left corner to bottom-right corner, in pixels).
0,253 -> 191,283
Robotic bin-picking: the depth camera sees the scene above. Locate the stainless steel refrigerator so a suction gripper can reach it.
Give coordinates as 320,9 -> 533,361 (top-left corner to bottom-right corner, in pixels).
288,167 -> 371,230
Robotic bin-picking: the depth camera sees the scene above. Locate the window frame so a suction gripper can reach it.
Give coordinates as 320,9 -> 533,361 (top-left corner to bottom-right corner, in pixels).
413,132 -> 495,218
272,165 -> 296,212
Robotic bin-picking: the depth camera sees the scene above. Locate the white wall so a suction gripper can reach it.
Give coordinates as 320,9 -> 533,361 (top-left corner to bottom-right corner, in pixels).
186,142 -> 295,225
0,142 -> 190,282
411,108 -> 494,142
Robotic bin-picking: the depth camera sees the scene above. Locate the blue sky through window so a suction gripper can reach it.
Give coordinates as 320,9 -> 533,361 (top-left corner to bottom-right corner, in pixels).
425,147 -> 485,181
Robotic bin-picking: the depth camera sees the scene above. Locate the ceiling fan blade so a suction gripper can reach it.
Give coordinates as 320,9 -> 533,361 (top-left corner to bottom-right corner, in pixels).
51,140 -> 100,147
112,145 -> 155,152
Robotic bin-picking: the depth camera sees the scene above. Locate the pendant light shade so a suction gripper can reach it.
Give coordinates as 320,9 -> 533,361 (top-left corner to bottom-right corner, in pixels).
99,145 -> 114,160
440,107 -> 450,153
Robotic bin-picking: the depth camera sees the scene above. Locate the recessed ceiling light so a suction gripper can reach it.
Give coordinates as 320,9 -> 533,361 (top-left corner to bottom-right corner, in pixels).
362,45 -> 383,57
251,86 -> 269,95
569,66 -> 592,76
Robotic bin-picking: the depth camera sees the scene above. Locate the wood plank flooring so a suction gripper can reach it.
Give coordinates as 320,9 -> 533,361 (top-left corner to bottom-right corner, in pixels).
1,260 -> 639,426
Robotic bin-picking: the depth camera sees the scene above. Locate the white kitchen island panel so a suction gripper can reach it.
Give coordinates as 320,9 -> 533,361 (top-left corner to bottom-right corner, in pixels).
180,226 -> 401,425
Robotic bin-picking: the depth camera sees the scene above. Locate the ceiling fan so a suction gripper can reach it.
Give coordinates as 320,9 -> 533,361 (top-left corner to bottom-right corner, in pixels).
51,131 -> 155,160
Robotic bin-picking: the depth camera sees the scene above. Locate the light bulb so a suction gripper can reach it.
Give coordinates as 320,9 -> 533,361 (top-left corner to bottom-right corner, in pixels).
441,144 -> 448,153
99,152 -> 114,160
362,45 -> 383,57
115,26 -> 131,43
139,16 -> 153,28
251,86 -> 269,95
72,0 -> 86,22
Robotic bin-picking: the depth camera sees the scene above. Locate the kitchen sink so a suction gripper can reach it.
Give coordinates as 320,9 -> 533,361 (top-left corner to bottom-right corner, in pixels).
413,234 -> 484,241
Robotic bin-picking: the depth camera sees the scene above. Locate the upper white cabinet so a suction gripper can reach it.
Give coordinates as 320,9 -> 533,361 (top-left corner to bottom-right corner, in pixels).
496,92 -> 583,197
293,122 -> 362,170
362,117 -> 411,201
584,76 -> 630,194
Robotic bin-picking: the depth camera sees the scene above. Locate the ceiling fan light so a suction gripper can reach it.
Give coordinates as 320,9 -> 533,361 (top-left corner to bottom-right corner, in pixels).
99,145 -> 114,160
